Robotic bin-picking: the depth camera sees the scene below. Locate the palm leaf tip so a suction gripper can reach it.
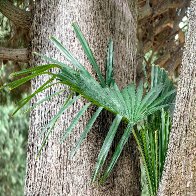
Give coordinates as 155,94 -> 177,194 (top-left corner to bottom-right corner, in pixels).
37,94 -> 81,157
60,102 -> 91,144
49,36 -> 86,72
72,22 -> 105,87
12,78 -> 55,116
101,123 -> 133,183
70,106 -> 103,158
92,115 -> 122,182
106,38 -> 114,86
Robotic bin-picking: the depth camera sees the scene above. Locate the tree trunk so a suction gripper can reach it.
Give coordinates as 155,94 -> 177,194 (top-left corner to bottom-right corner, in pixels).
158,1 -> 196,195
25,1 -> 140,195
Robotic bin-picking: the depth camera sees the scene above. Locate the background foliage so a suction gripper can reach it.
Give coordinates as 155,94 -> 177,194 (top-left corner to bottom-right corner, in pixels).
0,101 -> 28,196
0,2 -> 29,195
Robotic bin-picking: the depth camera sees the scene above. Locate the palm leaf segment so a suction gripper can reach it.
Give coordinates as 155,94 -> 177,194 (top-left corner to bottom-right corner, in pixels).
134,109 -> 172,196
1,23 -> 176,182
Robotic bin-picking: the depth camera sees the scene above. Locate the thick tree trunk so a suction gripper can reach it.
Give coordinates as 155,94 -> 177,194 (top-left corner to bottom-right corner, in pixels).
25,1 -> 140,195
158,1 -> 196,195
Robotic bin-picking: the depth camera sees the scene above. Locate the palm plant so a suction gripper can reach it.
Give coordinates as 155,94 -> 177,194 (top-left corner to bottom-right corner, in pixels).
136,65 -> 175,196
1,23 -> 176,192
137,109 -> 172,196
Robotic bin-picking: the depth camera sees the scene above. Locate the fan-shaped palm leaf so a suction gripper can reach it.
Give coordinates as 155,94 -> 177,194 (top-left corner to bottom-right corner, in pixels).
0,23 -> 176,187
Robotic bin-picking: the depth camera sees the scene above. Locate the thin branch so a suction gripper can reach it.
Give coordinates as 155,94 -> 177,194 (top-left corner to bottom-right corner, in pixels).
0,0 -> 31,29
0,47 -> 29,62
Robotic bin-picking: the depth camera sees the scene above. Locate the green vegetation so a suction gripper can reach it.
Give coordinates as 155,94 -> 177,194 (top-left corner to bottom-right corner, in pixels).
139,109 -> 172,196
1,23 -> 176,195
0,101 -> 28,196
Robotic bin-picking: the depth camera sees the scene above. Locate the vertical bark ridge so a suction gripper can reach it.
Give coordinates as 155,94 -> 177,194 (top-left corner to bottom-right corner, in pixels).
158,1 -> 196,195
25,1 -> 140,195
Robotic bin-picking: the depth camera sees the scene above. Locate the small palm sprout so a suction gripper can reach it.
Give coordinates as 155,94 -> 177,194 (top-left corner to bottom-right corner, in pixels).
1,23 -> 176,195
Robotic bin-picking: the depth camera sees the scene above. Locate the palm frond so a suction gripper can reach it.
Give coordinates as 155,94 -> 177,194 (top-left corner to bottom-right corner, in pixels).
37,94 -> 81,157
1,23 -> 176,188
106,39 -> 114,87
13,76 -> 56,115
101,122 -> 133,183
60,102 -> 91,144
92,115 -> 122,182
72,23 -> 105,87
70,106 -> 103,157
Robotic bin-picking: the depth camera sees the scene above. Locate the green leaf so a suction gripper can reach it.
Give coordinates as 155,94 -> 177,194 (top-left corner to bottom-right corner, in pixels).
155,130 -> 158,192
138,85 -> 163,116
10,64 -> 58,77
134,80 -> 144,119
101,122 -> 133,182
92,114 -> 122,182
106,39 -> 114,86
133,129 -> 154,196
113,83 -> 128,117
12,76 -> 56,115
60,102 -> 91,143
140,104 -> 169,120
34,52 -> 75,71
37,95 -> 80,157
140,129 -> 151,185
50,36 -> 90,76
128,83 -> 136,120
151,65 -> 176,106
147,89 -> 176,109
72,22 -> 105,87
23,89 -> 65,114
5,71 -> 51,90
70,106 -> 103,157
121,85 -> 132,119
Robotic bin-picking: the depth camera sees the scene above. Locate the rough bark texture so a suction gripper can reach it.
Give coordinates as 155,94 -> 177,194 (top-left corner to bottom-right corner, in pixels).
0,47 -> 28,62
158,1 -> 196,195
25,1 -> 140,195
0,0 -> 31,30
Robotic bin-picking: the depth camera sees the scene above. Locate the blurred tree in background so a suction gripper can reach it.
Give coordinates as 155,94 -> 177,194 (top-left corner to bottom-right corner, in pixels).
0,1 -> 31,195
0,0 -> 31,103
137,0 -> 189,82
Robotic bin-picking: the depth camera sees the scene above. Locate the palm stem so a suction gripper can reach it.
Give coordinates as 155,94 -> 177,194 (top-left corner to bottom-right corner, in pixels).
132,129 -> 155,196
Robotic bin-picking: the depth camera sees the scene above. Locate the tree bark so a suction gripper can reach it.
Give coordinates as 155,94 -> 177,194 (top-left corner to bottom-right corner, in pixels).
0,47 -> 29,62
158,1 -> 196,195
0,0 -> 31,30
25,1 -> 140,195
